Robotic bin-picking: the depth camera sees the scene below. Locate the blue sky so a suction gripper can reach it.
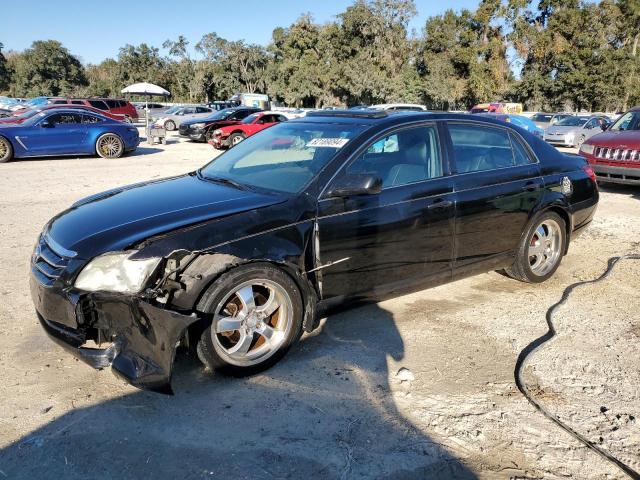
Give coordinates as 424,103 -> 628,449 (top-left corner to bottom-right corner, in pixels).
2,0 -> 480,64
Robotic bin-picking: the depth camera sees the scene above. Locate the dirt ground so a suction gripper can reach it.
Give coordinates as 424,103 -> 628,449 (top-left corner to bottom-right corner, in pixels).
0,132 -> 639,479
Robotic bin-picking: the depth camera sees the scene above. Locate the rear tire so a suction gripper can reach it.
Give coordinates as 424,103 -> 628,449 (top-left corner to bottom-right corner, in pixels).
505,211 -> 566,283
0,136 -> 13,163
96,133 -> 124,159
196,264 -> 304,377
164,120 -> 176,131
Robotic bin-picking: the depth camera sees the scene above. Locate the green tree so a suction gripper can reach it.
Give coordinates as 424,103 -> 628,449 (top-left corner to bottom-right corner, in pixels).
10,40 -> 87,97
0,42 -> 10,93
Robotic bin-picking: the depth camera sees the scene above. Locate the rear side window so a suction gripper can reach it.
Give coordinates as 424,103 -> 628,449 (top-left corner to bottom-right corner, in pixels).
82,114 -> 102,124
448,123 -> 533,173
89,100 -> 108,110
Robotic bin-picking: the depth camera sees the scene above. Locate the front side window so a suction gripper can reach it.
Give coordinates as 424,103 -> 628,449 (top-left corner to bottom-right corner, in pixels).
47,113 -> 83,125
449,123 -> 532,173
199,122 -> 365,194
347,125 -> 442,188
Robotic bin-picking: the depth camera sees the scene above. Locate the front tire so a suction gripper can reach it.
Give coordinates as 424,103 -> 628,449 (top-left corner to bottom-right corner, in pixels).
576,135 -> 585,148
229,132 -> 246,147
0,136 -> 13,163
164,120 -> 176,131
96,133 -> 124,159
197,264 -> 304,376
506,211 -> 566,283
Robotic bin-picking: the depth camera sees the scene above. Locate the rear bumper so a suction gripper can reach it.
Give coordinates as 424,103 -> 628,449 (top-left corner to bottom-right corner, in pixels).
30,272 -> 199,393
590,164 -> 640,185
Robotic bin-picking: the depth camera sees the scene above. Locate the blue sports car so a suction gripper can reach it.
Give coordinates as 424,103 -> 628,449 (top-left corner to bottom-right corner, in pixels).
0,109 -> 139,163
478,113 -> 545,139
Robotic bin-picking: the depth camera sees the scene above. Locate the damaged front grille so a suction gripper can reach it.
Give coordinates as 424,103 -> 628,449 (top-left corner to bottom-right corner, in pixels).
32,235 -> 74,286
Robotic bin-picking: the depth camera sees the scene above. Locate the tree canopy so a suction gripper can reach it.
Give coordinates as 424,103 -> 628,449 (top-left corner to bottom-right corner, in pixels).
1,0 -> 638,111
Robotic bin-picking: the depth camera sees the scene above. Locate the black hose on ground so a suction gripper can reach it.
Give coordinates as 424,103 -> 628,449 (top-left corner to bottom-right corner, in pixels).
514,254 -> 640,480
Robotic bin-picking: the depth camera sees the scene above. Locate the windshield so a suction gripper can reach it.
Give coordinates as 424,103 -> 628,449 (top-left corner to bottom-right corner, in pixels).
21,112 -> 47,126
555,116 -> 588,127
199,122 -> 365,194
164,106 -> 182,115
204,109 -> 233,121
242,113 -> 260,124
26,97 -> 48,106
610,111 -> 640,131
532,113 -> 553,122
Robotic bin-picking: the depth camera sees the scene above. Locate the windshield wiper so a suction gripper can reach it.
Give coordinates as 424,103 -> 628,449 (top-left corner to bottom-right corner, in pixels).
198,171 -> 251,191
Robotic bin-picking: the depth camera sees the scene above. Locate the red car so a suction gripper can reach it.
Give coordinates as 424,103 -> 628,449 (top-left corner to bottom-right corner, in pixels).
13,98 -> 138,122
0,104 -> 127,124
579,106 -> 640,185
209,112 -> 288,148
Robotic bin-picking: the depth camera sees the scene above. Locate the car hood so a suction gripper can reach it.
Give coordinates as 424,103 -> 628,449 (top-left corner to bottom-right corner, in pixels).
47,173 -> 287,259
584,130 -> 640,148
546,125 -> 581,135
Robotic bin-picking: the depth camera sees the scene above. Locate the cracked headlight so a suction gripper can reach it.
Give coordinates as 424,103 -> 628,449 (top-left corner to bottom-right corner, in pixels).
75,251 -> 161,293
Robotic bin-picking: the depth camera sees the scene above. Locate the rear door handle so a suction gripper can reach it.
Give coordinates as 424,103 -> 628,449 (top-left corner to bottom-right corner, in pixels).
522,182 -> 541,192
427,199 -> 453,210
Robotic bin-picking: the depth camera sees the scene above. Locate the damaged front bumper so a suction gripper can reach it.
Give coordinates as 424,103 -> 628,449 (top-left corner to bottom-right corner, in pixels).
30,272 -> 199,394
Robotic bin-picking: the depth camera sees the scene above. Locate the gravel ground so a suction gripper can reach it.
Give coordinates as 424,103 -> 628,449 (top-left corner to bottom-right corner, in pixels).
0,133 -> 638,479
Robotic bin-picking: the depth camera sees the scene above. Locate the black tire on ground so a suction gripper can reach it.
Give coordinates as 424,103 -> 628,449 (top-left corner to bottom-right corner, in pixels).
164,120 -> 176,131
196,263 -> 304,376
229,132 -> 246,147
95,133 -> 124,159
0,136 -> 13,163
505,211 -> 567,283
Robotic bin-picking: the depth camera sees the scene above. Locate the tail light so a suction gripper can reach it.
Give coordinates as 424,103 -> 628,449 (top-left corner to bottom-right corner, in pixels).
582,165 -> 597,184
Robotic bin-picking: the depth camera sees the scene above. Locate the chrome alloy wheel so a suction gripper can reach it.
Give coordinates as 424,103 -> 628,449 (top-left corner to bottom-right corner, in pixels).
211,279 -> 293,366
0,137 -> 10,162
97,134 -> 123,158
528,219 -> 562,276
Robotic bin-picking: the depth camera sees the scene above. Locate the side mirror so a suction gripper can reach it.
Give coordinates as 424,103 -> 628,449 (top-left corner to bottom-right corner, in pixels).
326,174 -> 382,198
40,120 -> 53,128
601,123 -> 608,131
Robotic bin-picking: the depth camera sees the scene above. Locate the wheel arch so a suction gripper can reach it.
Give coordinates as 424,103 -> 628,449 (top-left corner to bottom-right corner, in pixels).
181,257 -> 318,354
531,203 -> 572,254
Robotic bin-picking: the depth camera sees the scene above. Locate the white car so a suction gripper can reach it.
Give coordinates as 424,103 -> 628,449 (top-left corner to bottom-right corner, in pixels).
371,103 -> 428,112
155,106 -> 214,131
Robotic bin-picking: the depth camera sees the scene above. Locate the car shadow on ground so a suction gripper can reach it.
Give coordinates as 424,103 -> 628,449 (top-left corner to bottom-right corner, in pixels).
598,182 -> 640,200
1,304 -> 477,479
128,146 -> 164,156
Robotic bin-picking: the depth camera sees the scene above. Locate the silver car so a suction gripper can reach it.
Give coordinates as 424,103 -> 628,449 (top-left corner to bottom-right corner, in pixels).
543,115 -> 609,148
156,106 -> 214,131
531,112 -> 573,130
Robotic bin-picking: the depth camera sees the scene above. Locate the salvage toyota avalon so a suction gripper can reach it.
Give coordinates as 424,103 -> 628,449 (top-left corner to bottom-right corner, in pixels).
30,110 -> 599,393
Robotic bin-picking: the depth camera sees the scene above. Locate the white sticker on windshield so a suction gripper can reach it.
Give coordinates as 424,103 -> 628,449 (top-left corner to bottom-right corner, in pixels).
306,138 -> 349,148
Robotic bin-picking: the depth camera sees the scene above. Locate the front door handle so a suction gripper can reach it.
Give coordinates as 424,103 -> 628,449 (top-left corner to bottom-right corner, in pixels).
522,182 -> 541,192
427,199 -> 453,210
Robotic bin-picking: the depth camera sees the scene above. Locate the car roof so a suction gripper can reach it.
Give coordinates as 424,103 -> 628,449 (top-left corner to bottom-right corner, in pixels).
294,110 -> 535,132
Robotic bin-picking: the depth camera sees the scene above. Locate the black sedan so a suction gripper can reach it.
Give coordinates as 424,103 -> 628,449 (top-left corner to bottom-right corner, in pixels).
30,110 -> 598,393
179,106 -> 262,142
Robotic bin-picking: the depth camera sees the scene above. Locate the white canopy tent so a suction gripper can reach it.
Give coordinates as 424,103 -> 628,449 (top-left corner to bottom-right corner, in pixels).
121,82 -> 170,129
